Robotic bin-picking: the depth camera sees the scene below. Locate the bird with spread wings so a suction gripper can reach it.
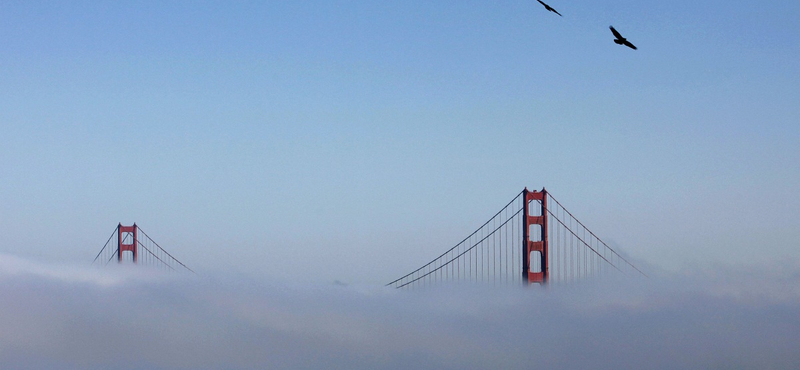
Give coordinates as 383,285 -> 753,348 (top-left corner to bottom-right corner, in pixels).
609,26 -> 637,50
536,0 -> 562,17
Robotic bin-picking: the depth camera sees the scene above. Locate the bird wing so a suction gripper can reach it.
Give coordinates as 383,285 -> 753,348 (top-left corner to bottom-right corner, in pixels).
623,40 -> 637,50
536,0 -> 563,16
609,26 -> 623,39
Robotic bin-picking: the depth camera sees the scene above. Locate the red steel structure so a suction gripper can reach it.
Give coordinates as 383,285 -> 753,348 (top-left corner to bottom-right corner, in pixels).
522,188 -> 548,284
386,187 -> 646,288
94,223 -> 195,273
117,223 -> 138,263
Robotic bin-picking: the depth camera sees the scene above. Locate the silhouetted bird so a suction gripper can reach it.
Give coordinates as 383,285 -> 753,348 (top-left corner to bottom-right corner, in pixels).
609,26 -> 637,50
536,0 -> 562,16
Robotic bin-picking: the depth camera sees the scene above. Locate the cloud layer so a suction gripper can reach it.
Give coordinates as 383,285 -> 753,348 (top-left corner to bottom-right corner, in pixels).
1,254 -> 799,369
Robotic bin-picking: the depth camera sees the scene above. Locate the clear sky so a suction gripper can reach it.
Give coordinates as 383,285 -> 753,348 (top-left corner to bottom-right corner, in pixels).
1,0 -> 798,284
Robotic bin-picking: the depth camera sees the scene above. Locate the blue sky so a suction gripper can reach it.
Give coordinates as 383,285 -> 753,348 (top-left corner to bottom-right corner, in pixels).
1,0 -> 799,284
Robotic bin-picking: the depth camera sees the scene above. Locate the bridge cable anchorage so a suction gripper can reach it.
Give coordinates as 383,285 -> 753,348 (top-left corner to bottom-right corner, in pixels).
387,188 -> 646,288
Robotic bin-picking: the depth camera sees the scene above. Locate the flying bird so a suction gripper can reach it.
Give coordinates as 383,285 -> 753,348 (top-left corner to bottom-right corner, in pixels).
609,26 -> 637,50
536,0 -> 562,17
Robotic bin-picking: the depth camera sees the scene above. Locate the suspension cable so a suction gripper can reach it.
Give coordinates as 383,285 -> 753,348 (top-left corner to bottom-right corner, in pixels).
546,194 -> 648,277
386,190 -> 524,286
395,207 -> 524,288
92,228 -> 118,265
138,228 -> 196,274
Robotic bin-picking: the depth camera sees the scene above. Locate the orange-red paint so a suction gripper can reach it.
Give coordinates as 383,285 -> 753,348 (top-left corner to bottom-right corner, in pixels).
522,188 -> 548,284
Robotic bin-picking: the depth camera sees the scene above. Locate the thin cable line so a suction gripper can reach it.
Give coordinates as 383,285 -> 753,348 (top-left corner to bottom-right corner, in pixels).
396,207 -> 524,288
547,193 -> 647,277
387,191 -> 524,286
92,228 -> 118,265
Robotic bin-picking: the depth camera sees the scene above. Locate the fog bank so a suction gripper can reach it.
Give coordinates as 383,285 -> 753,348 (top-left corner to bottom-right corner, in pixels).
1,254 -> 798,369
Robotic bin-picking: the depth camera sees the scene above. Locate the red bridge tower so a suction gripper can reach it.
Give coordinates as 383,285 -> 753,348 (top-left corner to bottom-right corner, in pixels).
117,223 -> 138,263
522,188 -> 548,284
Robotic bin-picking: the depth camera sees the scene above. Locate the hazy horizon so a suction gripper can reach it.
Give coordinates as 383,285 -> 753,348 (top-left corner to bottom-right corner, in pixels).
2,253 -> 800,369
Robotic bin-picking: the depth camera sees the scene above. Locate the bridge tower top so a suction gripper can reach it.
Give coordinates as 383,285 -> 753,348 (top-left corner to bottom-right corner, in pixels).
523,188 -> 548,284
94,223 -> 194,273
117,223 -> 138,263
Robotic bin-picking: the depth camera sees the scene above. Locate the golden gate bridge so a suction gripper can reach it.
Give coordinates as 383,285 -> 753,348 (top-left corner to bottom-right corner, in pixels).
92,187 -> 645,285
92,223 -> 194,273
386,188 -> 646,288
